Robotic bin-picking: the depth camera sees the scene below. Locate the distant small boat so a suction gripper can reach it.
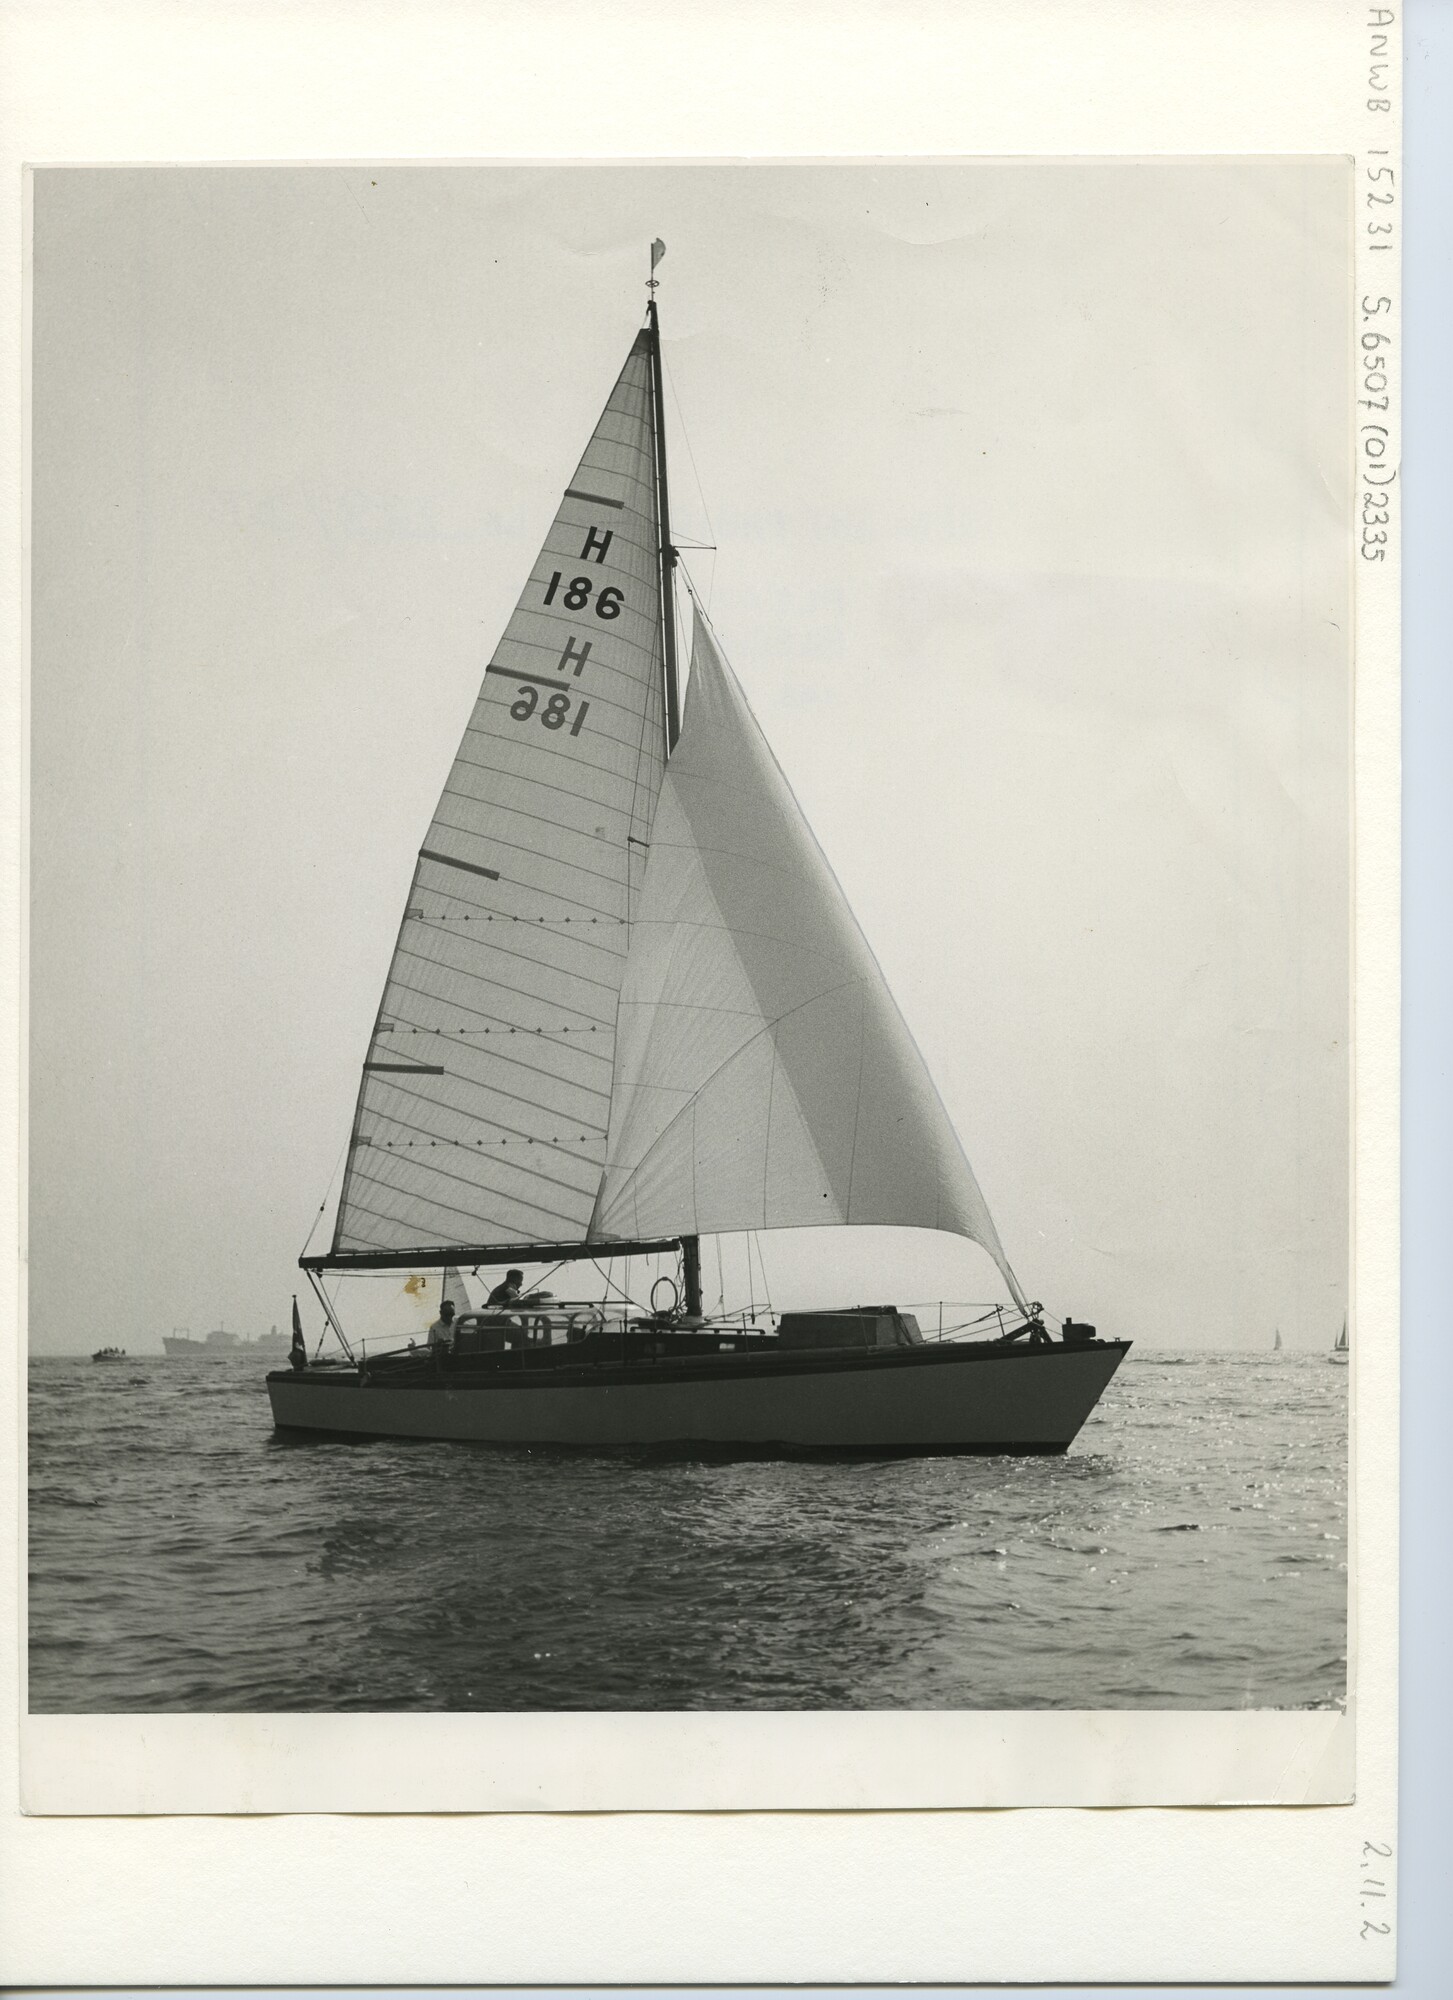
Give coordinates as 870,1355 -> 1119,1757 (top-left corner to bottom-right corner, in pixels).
91,1346 -> 126,1363
1329,1315 -> 1349,1365
1273,1328 -> 1282,1352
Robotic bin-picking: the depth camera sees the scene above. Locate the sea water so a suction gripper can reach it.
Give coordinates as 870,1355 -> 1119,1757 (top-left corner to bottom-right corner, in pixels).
27,1351 -> 1346,1711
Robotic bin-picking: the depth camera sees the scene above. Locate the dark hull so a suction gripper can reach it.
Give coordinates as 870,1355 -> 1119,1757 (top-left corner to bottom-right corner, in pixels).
267,1338 -> 1130,1455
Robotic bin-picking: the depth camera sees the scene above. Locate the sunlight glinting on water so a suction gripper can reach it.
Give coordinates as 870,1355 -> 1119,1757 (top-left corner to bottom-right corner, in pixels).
28,1351 -> 1346,1711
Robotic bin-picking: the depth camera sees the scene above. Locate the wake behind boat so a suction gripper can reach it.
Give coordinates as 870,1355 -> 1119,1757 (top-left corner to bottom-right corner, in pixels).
269,262 -> 1128,1455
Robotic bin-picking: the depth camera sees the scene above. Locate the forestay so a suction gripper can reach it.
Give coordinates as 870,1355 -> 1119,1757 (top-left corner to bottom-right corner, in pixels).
593,608 -> 1028,1309
332,331 -> 667,1256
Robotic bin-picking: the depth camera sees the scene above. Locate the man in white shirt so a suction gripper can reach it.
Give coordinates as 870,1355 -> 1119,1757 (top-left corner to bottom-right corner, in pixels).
426,1298 -> 457,1351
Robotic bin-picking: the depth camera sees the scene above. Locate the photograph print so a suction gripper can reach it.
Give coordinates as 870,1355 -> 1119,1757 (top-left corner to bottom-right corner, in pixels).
27,160 -> 1350,1720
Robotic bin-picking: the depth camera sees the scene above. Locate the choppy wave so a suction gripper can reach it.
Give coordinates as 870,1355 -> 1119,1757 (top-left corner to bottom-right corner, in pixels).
27,1351 -> 1347,1712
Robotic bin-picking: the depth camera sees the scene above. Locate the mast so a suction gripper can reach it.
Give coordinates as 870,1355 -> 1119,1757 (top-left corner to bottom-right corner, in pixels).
646,290 -> 703,1318
646,298 -> 681,751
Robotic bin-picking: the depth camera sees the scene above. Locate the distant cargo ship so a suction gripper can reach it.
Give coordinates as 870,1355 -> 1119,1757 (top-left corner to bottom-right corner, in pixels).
163,1324 -> 291,1359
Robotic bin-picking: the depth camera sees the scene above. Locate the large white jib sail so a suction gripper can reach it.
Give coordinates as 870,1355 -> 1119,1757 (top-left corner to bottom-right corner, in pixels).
593,607 -> 1027,1309
322,313 -> 1025,1310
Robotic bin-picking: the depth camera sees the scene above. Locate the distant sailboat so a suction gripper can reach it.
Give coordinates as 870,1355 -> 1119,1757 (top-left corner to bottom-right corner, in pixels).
267,272 -> 1130,1454
1329,1315 -> 1349,1365
1273,1328 -> 1282,1352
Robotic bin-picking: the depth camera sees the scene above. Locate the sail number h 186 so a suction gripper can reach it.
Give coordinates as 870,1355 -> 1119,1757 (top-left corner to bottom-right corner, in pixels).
541,574 -> 624,618
510,683 -> 590,735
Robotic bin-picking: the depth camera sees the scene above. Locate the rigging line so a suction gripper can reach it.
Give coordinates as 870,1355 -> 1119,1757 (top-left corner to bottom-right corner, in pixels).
677,574 -> 693,702
660,345 -> 717,606
754,1231 -> 774,1318
677,569 -> 745,686
307,1265 -> 354,1361
589,1254 -> 658,1314
620,552 -> 662,900
300,1128 -> 354,1258
470,1256 -> 572,1312
647,302 -> 680,755
675,555 -> 710,625
619,342 -> 667,920
589,1257 -> 632,1307
674,555 -> 704,666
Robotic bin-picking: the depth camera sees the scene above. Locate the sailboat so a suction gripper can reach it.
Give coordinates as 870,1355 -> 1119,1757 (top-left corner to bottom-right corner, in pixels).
1329,1316 -> 1349,1365
267,274 -> 1129,1454
1273,1328 -> 1282,1353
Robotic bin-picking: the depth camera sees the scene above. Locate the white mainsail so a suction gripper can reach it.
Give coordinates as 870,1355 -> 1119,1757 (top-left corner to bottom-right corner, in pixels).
593,607 -> 1028,1309
332,331 -> 667,1256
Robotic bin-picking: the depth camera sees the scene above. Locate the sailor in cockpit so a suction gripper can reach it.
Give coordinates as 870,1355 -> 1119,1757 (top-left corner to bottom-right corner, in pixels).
487,1270 -> 525,1308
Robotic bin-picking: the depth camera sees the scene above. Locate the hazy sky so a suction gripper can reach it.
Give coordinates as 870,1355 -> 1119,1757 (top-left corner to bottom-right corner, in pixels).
29,161 -> 1350,1353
